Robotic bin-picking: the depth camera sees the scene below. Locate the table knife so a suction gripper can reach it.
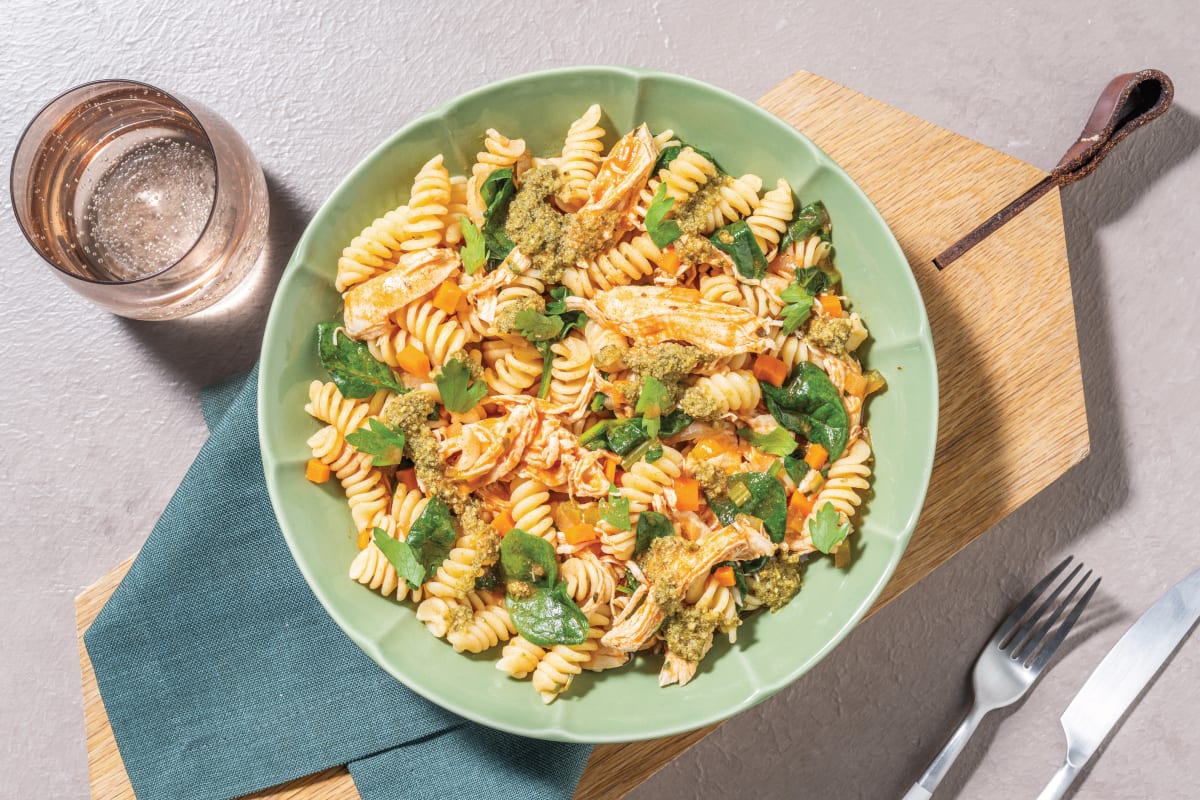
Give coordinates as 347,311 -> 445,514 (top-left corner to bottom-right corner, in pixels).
1036,568 -> 1200,800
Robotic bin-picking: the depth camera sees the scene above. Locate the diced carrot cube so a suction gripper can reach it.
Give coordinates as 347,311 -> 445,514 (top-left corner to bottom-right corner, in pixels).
432,280 -> 463,315
491,511 -> 515,535
817,294 -> 844,318
604,456 -> 618,483
789,490 -> 814,518
563,523 -> 598,545
713,565 -> 736,587
305,459 -> 331,484
752,354 -> 789,387
356,529 -> 371,550
843,371 -> 867,397
659,247 -> 681,275
804,443 -> 828,471
675,477 -> 700,512
396,344 -> 431,377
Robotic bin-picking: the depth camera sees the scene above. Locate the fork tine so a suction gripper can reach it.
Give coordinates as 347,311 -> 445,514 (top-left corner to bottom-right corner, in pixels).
995,556 -> 1073,644
1007,562 -> 1083,656
1015,567 -> 1091,662
1028,575 -> 1101,672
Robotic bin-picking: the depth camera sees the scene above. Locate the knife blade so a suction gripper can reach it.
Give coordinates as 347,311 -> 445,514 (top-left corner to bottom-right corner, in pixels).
1037,568 -> 1200,800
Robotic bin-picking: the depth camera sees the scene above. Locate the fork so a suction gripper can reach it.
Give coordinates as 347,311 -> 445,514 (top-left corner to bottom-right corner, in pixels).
900,556 -> 1101,800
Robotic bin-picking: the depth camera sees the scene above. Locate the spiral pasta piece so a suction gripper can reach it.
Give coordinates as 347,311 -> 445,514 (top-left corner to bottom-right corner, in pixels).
348,484 -> 430,601
560,551 -> 617,611
557,104 -> 605,210
699,272 -> 742,306
548,332 -> 593,408
400,300 -> 473,368
334,204 -> 411,292
658,147 -> 718,203
308,426 -> 389,534
396,155 -> 451,252
618,445 -> 685,512
494,270 -> 546,326
467,129 -> 528,223
366,326 -> 411,370
441,175 -> 469,246
447,591 -> 515,653
701,174 -> 763,232
584,319 -> 628,371
691,370 -> 762,415
809,437 -> 872,522
482,337 -> 543,395
686,574 -> 740,633
304,381 -> 390,434
496,636 -> 546,679
509,480 -> 556,543
746,177 -> 794,256
531,609 -> 606,703
415,595 -> 464,639
561,233 -> 665,298
424,545 -> 480,600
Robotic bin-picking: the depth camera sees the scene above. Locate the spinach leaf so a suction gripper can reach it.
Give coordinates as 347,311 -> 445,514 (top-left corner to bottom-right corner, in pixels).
371,528 -> 426,590
434,358 -> 487,414
645,182 -> 682,249
634,510 -> 675,555
645,443 -> 664,463
653,142 -> 718,173
760,362 -> 850,461
606,419 -> 650,456
783,455 -> 810,485
474,565 -> 501,591
658,410 -> 694,437
740,555 -> 770,575
479,168 -> 516,262
779,200 -> 832,251
405,496 -> 456,575
809,501 -> 850,554
506,584 -> 589,647
601,487 -> 632,532
317,321 -> 406,398
345,418 -> 407,466
709,472 -> 787,543
710,220 -> 767,280
500,528 -> 559,587
737,425 -> 799,457
779,267 -> 830,335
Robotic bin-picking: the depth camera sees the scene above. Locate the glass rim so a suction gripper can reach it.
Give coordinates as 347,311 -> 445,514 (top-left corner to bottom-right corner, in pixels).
9,78 -> 221,286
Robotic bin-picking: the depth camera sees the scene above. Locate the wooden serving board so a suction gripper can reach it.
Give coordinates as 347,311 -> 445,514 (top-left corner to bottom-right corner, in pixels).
76,70 -> 1088,800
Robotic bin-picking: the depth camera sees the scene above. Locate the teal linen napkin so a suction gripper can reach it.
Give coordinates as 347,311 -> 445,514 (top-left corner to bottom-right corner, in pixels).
84,367 -> 592,800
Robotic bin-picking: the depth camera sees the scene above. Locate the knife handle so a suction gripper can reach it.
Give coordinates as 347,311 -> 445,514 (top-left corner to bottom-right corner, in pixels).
1036,760 -> 1081,800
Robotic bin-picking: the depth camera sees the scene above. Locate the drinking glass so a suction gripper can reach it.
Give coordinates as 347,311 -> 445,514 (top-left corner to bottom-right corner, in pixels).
10,80 -> 269,320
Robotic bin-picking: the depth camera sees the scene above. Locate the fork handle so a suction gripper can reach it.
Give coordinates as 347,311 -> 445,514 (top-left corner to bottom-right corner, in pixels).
901,705 -> 989,799
1035,760 -> 1081,800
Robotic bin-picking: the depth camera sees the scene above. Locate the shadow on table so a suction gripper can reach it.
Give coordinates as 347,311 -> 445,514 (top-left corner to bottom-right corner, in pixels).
118,172 -> 309,388
628,105 -> 1200,800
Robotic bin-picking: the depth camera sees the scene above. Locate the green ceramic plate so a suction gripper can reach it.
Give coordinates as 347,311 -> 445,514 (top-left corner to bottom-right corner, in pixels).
259,66 -> 937,743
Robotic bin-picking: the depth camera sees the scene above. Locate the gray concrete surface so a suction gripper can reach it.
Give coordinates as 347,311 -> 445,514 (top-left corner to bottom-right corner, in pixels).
2,1 -> 1198,798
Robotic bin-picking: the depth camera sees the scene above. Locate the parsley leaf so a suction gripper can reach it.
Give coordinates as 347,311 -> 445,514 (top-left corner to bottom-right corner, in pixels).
345,418 -> 407,466
645,182 -> 682,249
737,425 -> 799,457
459,216 -> 486,275
544,285 -> 572,316
434,358 -> 487,414
372,528 -> 425,590
710,220 -> 767,280
513,308 -> 564,342
317,321 -> 407,398
809,501 -> 850,554
635,375 -> 670,440
779,267 -> 830,335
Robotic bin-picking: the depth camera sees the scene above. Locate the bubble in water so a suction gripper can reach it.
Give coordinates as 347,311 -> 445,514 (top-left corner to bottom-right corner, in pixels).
81,137 -> 215,281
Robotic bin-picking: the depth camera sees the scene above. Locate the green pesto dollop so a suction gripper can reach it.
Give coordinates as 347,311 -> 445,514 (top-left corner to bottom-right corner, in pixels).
623,343 -> 712,384
445,348 -> 483,379
674,176 -> 730,236
492,295 -> 544,335
806,316 -> 853,355
663,606 -> 720,662
691,461 -> 728,496
594,343 -> 627,372
504,166 -> 618,283
680,385 -> 723,422
747,556 -> 804,612
447,603 -> 474,635
674,233 -> 719,267
506,579 -> 536,600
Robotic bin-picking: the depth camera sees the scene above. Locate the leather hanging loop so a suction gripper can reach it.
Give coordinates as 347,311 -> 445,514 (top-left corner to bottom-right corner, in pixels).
933,69 -> 1174,270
